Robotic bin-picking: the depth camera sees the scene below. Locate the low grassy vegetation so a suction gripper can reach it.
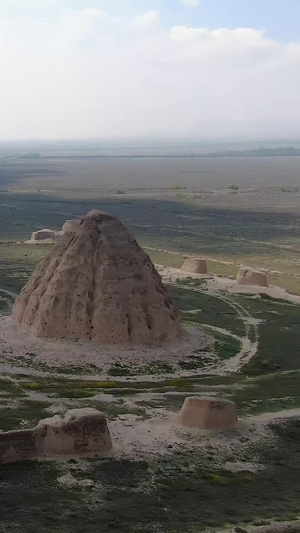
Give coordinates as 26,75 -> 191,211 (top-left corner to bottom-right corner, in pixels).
0,419 -> 300,532
205,329 -> 242,360
146,248 -> 300,295
168,285 -> 245,336
0,243 -> 51,265
0,280 -> 299,422
176,276 -> 207,287
0,185 -> 299,292
0,354 -> 101,375
108,361 -> 175,376
7,368 -> 299,424
0,205 -> 300,531
0,299 -> 10,314
231,372 -> 300,416
0,270 -> 31,294
145,248 -> 240,279
0,398 -> 51,432
235,294 -> 300,374
144,248 -> 185,269
0,243 -> 50,295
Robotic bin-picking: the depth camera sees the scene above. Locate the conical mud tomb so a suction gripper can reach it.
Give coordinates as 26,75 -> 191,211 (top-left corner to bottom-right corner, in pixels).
12,211 -> 181,344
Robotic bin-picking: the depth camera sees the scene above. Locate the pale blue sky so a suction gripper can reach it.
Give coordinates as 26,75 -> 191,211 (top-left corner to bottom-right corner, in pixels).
0,0 -> 298,41
91,0 -> 299,42
0,0 -> 299,140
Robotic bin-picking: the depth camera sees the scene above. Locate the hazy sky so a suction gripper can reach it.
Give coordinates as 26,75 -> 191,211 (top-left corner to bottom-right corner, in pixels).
0,0 -> 300,141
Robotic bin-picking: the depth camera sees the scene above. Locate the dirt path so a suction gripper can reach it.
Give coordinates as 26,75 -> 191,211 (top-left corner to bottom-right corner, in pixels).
0,290 -> 15,314
252,408 -> 300,422
211,292 -> 259,370
174,282 -> 259,373
0,288 -> 17,299
217,521 -> 300,533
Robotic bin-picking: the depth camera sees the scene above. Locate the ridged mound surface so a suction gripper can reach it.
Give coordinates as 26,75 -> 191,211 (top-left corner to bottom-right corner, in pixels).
13,211 -> 181,344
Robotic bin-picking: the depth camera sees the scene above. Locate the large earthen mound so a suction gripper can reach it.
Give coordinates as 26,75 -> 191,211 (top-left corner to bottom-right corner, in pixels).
13,210 -> 181,344
177,397 -> 237,429
237,267 -> 268,287
181,258 -> 207,274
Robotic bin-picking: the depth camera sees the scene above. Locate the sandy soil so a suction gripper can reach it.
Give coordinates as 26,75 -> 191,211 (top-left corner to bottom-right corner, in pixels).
158,265 -> 300,305
110,411 -> 273,460
252,408 -> 300,422
0,316 -> 212,373
24,238 -> 57,244
2,261 -> 300,464
246,522 -> 300,532
2,262 -> 293,376
216,521 -> 300,532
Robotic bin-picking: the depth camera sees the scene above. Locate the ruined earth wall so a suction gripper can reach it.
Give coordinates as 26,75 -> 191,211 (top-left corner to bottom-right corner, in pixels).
0,409 -> 112,463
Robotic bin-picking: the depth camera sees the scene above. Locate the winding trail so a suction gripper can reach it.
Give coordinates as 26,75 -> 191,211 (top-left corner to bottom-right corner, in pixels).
0,289 -> 15,314
211,292 -> 259,370
0,265 -> 259,375
173,281 -> 259,372
0,288 -> 17,299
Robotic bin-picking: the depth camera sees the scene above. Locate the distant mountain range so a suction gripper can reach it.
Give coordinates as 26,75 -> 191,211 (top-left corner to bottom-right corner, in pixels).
201,146 -> 300,157
16,146 -> 300,159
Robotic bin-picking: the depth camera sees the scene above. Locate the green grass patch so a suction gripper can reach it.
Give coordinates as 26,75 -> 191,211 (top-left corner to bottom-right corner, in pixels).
0,399 -> 50,431
177,277 -> 207,287
0,420 -> 300,532
231,372 -> 300,417
0,243 -> 51,265
145,249 -> 185,269
178,354 -> 210,371
0,271 -> 30,294
2,355 -> 101,376
203,329 -> 242,360
108,361 -> 175,377
234,295 -> 300,374
168,285 -> 245,336
171,184 -> 187,190
0,377 -> 25,398
0,299 -> 10,314
83,400 -> 150,420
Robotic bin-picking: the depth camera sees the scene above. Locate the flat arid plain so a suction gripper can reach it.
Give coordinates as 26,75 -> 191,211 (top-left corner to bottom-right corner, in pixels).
0,143 -> 300,533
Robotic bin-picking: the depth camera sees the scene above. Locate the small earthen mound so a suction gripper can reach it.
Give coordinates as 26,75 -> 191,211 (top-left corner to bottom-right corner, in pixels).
62,219 -> 80,233
13,210 -> 181,344
0,408 -> 112,463
177,397 -> 237,429
181,258 -> 207,274
26,228 -> 63,244
31,229 -> 55,241
36,408 -> 112,458
237,267 -> 268,287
